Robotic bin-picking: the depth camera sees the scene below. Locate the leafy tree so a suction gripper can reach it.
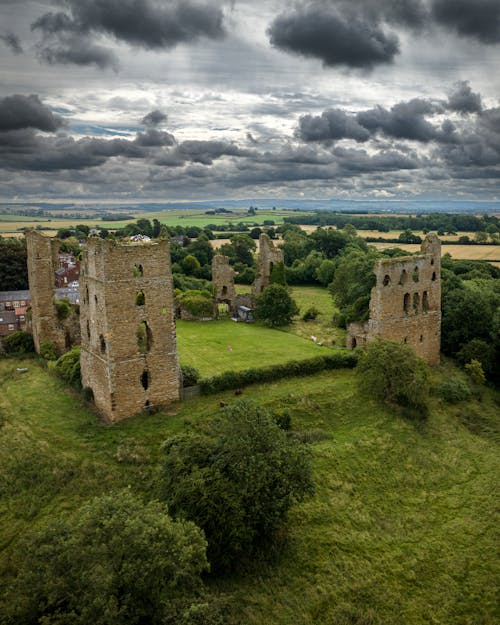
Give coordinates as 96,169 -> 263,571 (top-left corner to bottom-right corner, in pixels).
329,248 -> 378,325
315,258 -> 336,286
0,238 -> 28,290
219,234 -> 256,267
398,229 -> 422,244
309,227 -> 350,259
55,346 -> 81,387
356,340 -> 430,417
269,260 -> 286,286
1,491 -> 214,625
185,234 -> 214,267
181,254 -> 201,276
465,359 -> 486,385
161,400 -> 313,571
254,284 -> 299,327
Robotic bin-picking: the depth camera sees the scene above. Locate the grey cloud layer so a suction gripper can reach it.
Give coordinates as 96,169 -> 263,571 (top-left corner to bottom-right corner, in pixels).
31,0 -> 226,69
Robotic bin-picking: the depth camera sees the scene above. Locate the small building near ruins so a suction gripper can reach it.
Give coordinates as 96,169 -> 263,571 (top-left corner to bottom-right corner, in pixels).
79,237 -> 180,423
252,233 -> 284,296
347,234 -> 441,366
212,254 -> 237,312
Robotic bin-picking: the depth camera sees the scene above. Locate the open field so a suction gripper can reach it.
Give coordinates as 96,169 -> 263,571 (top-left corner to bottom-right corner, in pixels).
0,357 -> 498,625
176,317 -> 327,378
0,208 -> 300,237
370,241 -> 500,262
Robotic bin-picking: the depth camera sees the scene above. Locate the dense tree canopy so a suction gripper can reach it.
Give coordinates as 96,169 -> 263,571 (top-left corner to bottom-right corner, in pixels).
1,491 -> 213,625
161,401 -> 313,571
0,237 -> 28,290
254,284 -> 299,327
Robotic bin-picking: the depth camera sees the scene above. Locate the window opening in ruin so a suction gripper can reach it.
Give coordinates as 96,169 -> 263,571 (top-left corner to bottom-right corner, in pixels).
65,330 -> 71,349
137,321 -> 152,354
85,286 -> 89,304
412,266 -> 419,282
399,270 -> 408,285
222,285 -> 228,295
383,274 -> 391,286
413,292 -> 420,313
431,258 -> 434,265
86,320 -> 90,340
403,293 -> 410,314
145,400 -> 151,410
422,291 -> 429,313
141,370 -> 149,390
403,337 -> 408,344
420,335 -> 424,342
269,262 -> 274,274
351,337 -> 357,349
94,294 -> 98,304
432,271 -> 436,281
135,290 -> 145,306
133,263 -> 144,278
99,334 -> 106,353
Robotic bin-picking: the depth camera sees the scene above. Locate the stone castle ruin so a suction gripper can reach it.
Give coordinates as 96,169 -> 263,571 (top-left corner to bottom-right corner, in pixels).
26,231 -> 80,353
252,233 -> 284,296
79,237 -> 180,422
347,234 -> 441,365
212,254 -> 237,311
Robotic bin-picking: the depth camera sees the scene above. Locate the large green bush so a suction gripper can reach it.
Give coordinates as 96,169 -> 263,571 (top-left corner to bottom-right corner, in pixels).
161,401 -> 314,571
54,346 -> 81,388
177,290 -> 214,318
0,491 -> 215,625
356,340 -> 430,418
254,284 -> 299,327
3,331 -> 34,355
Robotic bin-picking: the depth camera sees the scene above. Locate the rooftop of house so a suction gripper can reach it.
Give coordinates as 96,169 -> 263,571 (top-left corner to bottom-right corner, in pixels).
0,290 -> 31,302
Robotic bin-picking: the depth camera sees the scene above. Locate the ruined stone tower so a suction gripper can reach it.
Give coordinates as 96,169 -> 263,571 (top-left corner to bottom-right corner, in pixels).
212,254 -> 236,311
347,234 -> 441,366
26,231 -> 66,353
80,237 -> 180,422
252,233 -> 284,295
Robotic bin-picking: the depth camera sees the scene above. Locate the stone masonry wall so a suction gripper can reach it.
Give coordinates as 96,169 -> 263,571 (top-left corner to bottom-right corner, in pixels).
26,231 -> 67,353
212,254 -> 236,311
347,234 -> 441,366
252,233 -> 284,296
80,237 -> 180,423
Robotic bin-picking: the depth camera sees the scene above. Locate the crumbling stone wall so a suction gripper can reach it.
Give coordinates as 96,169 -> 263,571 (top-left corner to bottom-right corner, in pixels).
212,254 -> 236,311
347,234 -> 441,366
252,233 -> 284,295
26,231 -> 67,353
80,237 -> 180,423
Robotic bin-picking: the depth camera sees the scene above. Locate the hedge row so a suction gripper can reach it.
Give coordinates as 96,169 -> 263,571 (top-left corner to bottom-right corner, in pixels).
199,350 -> 358,395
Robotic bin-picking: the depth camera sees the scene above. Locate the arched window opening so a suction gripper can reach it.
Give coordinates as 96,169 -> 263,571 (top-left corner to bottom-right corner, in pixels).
403,293 -> 410,314
382,274 -> 391,287
430,258 -> 434,266
133,263 -> 144,278
85,286 -> 89,304
137,321 -> 153,354
422,291 -> 429,313
432,271 -> 436,281
141,370 -> 149,390
403,337 -> 408,344
94,294 -> 98,304
86,320 -> 90,340
351,337 -> 357,349
269,262 -> 274,274
412,266 -> 419,283
136,290 -> 145,306
222,285 -> 228,295
413,292 -> 420,314
419,335 -> 424,343
399,269 -> 408,285
99,334 -> 106,353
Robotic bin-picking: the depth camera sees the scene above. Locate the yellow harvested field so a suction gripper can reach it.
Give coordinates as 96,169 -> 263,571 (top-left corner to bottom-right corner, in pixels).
370,241 -> 500,262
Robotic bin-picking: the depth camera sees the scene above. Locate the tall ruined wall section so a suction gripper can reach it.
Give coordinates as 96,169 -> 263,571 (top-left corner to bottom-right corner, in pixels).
252,233 -> 284,295
26,231 -> 67,353
80,238 -> 180,423
212,254 -> 236,310
348,234 -> 441,366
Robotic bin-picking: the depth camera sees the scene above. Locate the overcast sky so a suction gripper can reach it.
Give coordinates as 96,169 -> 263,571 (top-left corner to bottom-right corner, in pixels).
0,0 -> 499,202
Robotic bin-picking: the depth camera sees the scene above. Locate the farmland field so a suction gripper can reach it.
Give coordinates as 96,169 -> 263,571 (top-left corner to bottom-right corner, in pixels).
370,241 -> 500,262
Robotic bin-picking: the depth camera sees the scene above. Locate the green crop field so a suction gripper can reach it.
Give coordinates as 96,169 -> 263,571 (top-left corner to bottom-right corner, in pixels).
0,358 -> 498,624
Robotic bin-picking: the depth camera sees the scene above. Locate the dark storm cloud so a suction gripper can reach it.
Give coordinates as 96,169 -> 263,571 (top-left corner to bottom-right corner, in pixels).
134,128 -> 176,147
336,0 -> 428,30
268,4 -> 399,69
31,0 -> 226,68
0,32 -> 23,54
431,0 -> 500,44
141,110 -> 167,126
38,35 -> 119,70
175,140 -> 252,165
0,94 -> 64,132
298,109 -> 370,142
446,81 -> 483,114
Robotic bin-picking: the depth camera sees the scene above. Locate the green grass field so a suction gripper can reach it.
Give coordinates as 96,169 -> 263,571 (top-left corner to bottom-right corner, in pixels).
0,358 -> 498,624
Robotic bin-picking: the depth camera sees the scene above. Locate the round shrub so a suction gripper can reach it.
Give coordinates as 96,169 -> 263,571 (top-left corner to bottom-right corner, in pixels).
3,331 -> 34,355
181,364 -> 200,387
302,306 -> 320,321
55,346 -> 81,388
39,340 -> 58,361
436,376 -> 471,403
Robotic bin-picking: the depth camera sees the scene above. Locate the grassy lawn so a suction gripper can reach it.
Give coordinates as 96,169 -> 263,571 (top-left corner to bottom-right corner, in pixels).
0,358 -> 498,624
176,317 -> 326,377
